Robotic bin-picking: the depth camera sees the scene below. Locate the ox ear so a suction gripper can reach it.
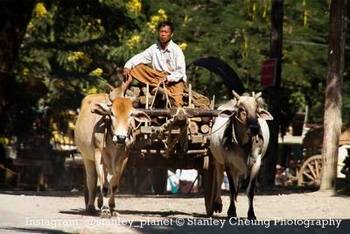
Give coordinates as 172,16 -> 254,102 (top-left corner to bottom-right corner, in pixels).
91,103 -> 110,115
218,109 -> 236,118
258,108 -> 274,120
132,110 -> 152,122
217,100 -> 238,117
130,110 -> 152,128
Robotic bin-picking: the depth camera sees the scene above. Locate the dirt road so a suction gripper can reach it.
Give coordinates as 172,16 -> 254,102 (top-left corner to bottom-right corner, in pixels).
0,188 -> 349,234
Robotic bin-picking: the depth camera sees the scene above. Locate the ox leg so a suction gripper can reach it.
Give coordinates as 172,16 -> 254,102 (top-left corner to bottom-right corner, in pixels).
83,159 -> 97,215
99,168 -> 112,218
214,162 -> 224,213
94,156 -> 111,218
226,166 -> 240,218
246,160 -> 261,220
247,176 -> 257,220
96,177 -> 103,209
108,157 -> 129,216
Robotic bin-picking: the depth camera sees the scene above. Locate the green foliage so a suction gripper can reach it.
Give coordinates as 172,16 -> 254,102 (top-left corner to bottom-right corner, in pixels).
9,0 -> 350,135
281,0 -> 330,123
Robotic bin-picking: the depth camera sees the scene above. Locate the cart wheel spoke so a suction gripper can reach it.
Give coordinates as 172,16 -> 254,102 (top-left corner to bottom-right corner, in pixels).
315,159 -> 321,178
297,155 -> 322,188
307,163 -> 317,179
303,171 -> 315,180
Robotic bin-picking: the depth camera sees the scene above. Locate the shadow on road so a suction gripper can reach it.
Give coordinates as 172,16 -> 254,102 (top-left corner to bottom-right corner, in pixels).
1,227 -> 70,234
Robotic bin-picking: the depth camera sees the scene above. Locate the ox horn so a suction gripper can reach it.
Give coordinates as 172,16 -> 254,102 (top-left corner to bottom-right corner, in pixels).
232,90 -> 241,99
105,83 -> 115,93
254,92 -> 262,99
104,83 -> 115,106
108,87 -> 123,103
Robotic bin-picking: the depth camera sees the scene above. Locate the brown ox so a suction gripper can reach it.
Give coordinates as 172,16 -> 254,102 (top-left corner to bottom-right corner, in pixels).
210,91 -> 273,220
74,86 -> 151,218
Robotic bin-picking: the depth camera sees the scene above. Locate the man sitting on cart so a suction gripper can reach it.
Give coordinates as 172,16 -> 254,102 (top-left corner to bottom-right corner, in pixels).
122,21 -> 187,107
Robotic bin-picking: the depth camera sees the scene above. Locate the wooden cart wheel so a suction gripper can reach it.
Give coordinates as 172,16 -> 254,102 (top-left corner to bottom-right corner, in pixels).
297,154 -> 323,187
201,160 -> 217,217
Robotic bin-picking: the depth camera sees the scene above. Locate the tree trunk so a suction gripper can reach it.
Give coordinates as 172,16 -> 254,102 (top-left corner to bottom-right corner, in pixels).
319,0 -> 347,192
261,0 -> 283,186
0,0 -> 35,108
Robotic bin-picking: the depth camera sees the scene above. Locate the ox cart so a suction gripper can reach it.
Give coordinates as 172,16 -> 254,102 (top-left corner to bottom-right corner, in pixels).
279,125 -> 350,188
64,57 -> 247,217
117,83 -> 220,216
297,125 -> 350,187
63,58 -> 249,217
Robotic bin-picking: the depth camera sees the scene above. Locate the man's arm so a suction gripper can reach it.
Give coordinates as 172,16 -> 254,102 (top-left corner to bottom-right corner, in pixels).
123,45 -> 154,78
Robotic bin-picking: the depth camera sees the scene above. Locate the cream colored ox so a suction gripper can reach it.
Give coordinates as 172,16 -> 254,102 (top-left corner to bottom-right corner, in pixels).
210,91 -> 273,220
74,85 -> 151,218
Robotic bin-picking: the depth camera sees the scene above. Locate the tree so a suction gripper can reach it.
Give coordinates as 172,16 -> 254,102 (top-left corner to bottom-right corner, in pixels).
260,0 -> 283,186
0,0 -> 36,109
1,0 -> 349,151
0,0 -> 37,138
319,0 -> 347,192
0,0 -> 138,137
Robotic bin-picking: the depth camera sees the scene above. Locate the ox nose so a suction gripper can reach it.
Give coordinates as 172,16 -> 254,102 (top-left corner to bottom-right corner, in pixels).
112,135 -> 127,143
248,124 -> 260,136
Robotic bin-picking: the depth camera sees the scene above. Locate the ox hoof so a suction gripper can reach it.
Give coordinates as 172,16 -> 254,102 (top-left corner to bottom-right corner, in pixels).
248,214 -> 257,220
227,210 -> 237,218
112,210 -> 120,217
86,206 -> 97,216
214,202 -> 223,213
227,213 -> 237,219
248,215 -> 257,220
100,208 -> 112,218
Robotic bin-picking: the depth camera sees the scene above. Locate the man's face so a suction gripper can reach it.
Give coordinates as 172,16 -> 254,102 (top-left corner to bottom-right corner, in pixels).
158,26 -> 173,44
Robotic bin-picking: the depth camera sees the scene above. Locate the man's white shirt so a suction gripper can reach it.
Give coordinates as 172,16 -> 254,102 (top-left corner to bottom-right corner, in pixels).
124,40 -> 187,82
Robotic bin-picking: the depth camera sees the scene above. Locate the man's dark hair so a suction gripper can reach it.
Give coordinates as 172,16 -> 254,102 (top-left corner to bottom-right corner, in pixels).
157,21 -> 174,32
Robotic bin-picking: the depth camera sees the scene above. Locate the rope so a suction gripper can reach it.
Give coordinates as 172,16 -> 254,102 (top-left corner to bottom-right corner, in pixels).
187,173 -> 199,194
161,80 -> 172,109
102,94 -> 109,148
149,82 -> 160,108
149,80 -> 172,109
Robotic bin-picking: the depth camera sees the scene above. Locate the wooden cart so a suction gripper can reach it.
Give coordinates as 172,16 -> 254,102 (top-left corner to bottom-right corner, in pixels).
118,83 -> 220,216
297,125 -> 350,187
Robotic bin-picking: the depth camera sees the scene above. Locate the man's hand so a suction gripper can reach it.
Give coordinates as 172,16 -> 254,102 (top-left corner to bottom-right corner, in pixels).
160,71 -> 169,84
122,68 -> 130,81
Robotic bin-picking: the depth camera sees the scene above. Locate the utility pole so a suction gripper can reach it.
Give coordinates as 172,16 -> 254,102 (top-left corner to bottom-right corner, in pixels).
261,0 -> 283,186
